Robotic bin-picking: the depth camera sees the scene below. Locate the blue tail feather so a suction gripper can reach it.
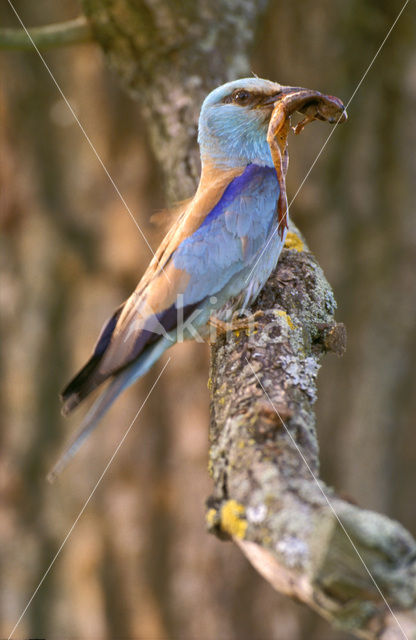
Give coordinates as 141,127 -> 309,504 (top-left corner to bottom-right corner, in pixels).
48,337 -> 172,481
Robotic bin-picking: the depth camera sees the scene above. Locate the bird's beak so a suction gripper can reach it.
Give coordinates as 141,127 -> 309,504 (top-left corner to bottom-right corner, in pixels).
260,86 -> 298,104
260,86 -> 306,108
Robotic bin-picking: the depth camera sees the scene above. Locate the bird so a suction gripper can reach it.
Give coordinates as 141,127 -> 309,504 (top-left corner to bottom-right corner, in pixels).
50,77 -> 346,480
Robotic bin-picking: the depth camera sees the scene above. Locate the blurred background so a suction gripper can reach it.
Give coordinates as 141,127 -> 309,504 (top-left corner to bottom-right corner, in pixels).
1,1 -> 416,638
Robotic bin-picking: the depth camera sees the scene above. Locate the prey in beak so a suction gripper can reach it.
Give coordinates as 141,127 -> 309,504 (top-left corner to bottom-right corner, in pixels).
266,85 -> 348,239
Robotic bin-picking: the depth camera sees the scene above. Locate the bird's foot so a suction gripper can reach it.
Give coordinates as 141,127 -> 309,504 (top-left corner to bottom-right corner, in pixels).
209,310 -> 265,337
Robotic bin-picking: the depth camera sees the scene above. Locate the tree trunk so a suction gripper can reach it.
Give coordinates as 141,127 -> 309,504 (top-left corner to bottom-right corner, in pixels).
81,0 -> 267,201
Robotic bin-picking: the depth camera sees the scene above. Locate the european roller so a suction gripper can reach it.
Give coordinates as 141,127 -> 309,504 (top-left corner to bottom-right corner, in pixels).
51,77 -> 346,479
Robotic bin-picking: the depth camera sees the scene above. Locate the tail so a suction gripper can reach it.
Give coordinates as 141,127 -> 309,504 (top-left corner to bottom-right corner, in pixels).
60,306 -> 123,416
48,336 -> 172,482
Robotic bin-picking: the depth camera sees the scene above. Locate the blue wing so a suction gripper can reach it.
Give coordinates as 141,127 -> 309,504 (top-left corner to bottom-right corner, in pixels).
173,163 -> 279,305
53,163 -> 281,478
61,163 -> 280,413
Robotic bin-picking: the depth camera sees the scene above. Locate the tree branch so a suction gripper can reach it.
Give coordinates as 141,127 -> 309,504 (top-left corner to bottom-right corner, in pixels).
207,222 -> 416,639
0,16 -> 92,50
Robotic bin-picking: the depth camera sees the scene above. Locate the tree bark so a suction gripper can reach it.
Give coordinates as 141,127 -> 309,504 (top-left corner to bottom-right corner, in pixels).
207,223 -> 416,639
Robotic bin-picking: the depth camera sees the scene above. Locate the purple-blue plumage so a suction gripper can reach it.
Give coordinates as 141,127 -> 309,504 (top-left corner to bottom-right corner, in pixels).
172,163 -> 279,305
200,163 -> 275,229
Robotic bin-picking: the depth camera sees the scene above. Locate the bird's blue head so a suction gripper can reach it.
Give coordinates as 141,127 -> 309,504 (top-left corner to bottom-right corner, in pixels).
198,77 -> 283,169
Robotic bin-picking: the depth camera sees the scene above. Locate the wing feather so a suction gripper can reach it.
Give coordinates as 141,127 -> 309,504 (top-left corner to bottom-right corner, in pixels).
61,163 -> 279,412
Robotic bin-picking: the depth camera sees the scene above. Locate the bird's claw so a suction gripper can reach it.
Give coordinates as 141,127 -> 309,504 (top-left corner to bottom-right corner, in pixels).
209,310 -> 265,337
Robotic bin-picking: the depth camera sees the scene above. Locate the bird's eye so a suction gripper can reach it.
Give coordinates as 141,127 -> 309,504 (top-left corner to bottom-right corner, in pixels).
222,89 -> 253,106
233,89 -> 251,105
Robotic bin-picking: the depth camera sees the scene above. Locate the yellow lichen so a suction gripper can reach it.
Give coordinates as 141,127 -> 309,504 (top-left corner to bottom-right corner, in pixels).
220,500 -> 248,539
216,383 -> 227,396
206,508 -> 218,528
284,231 -> 304,252
276,309 -> 294,330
